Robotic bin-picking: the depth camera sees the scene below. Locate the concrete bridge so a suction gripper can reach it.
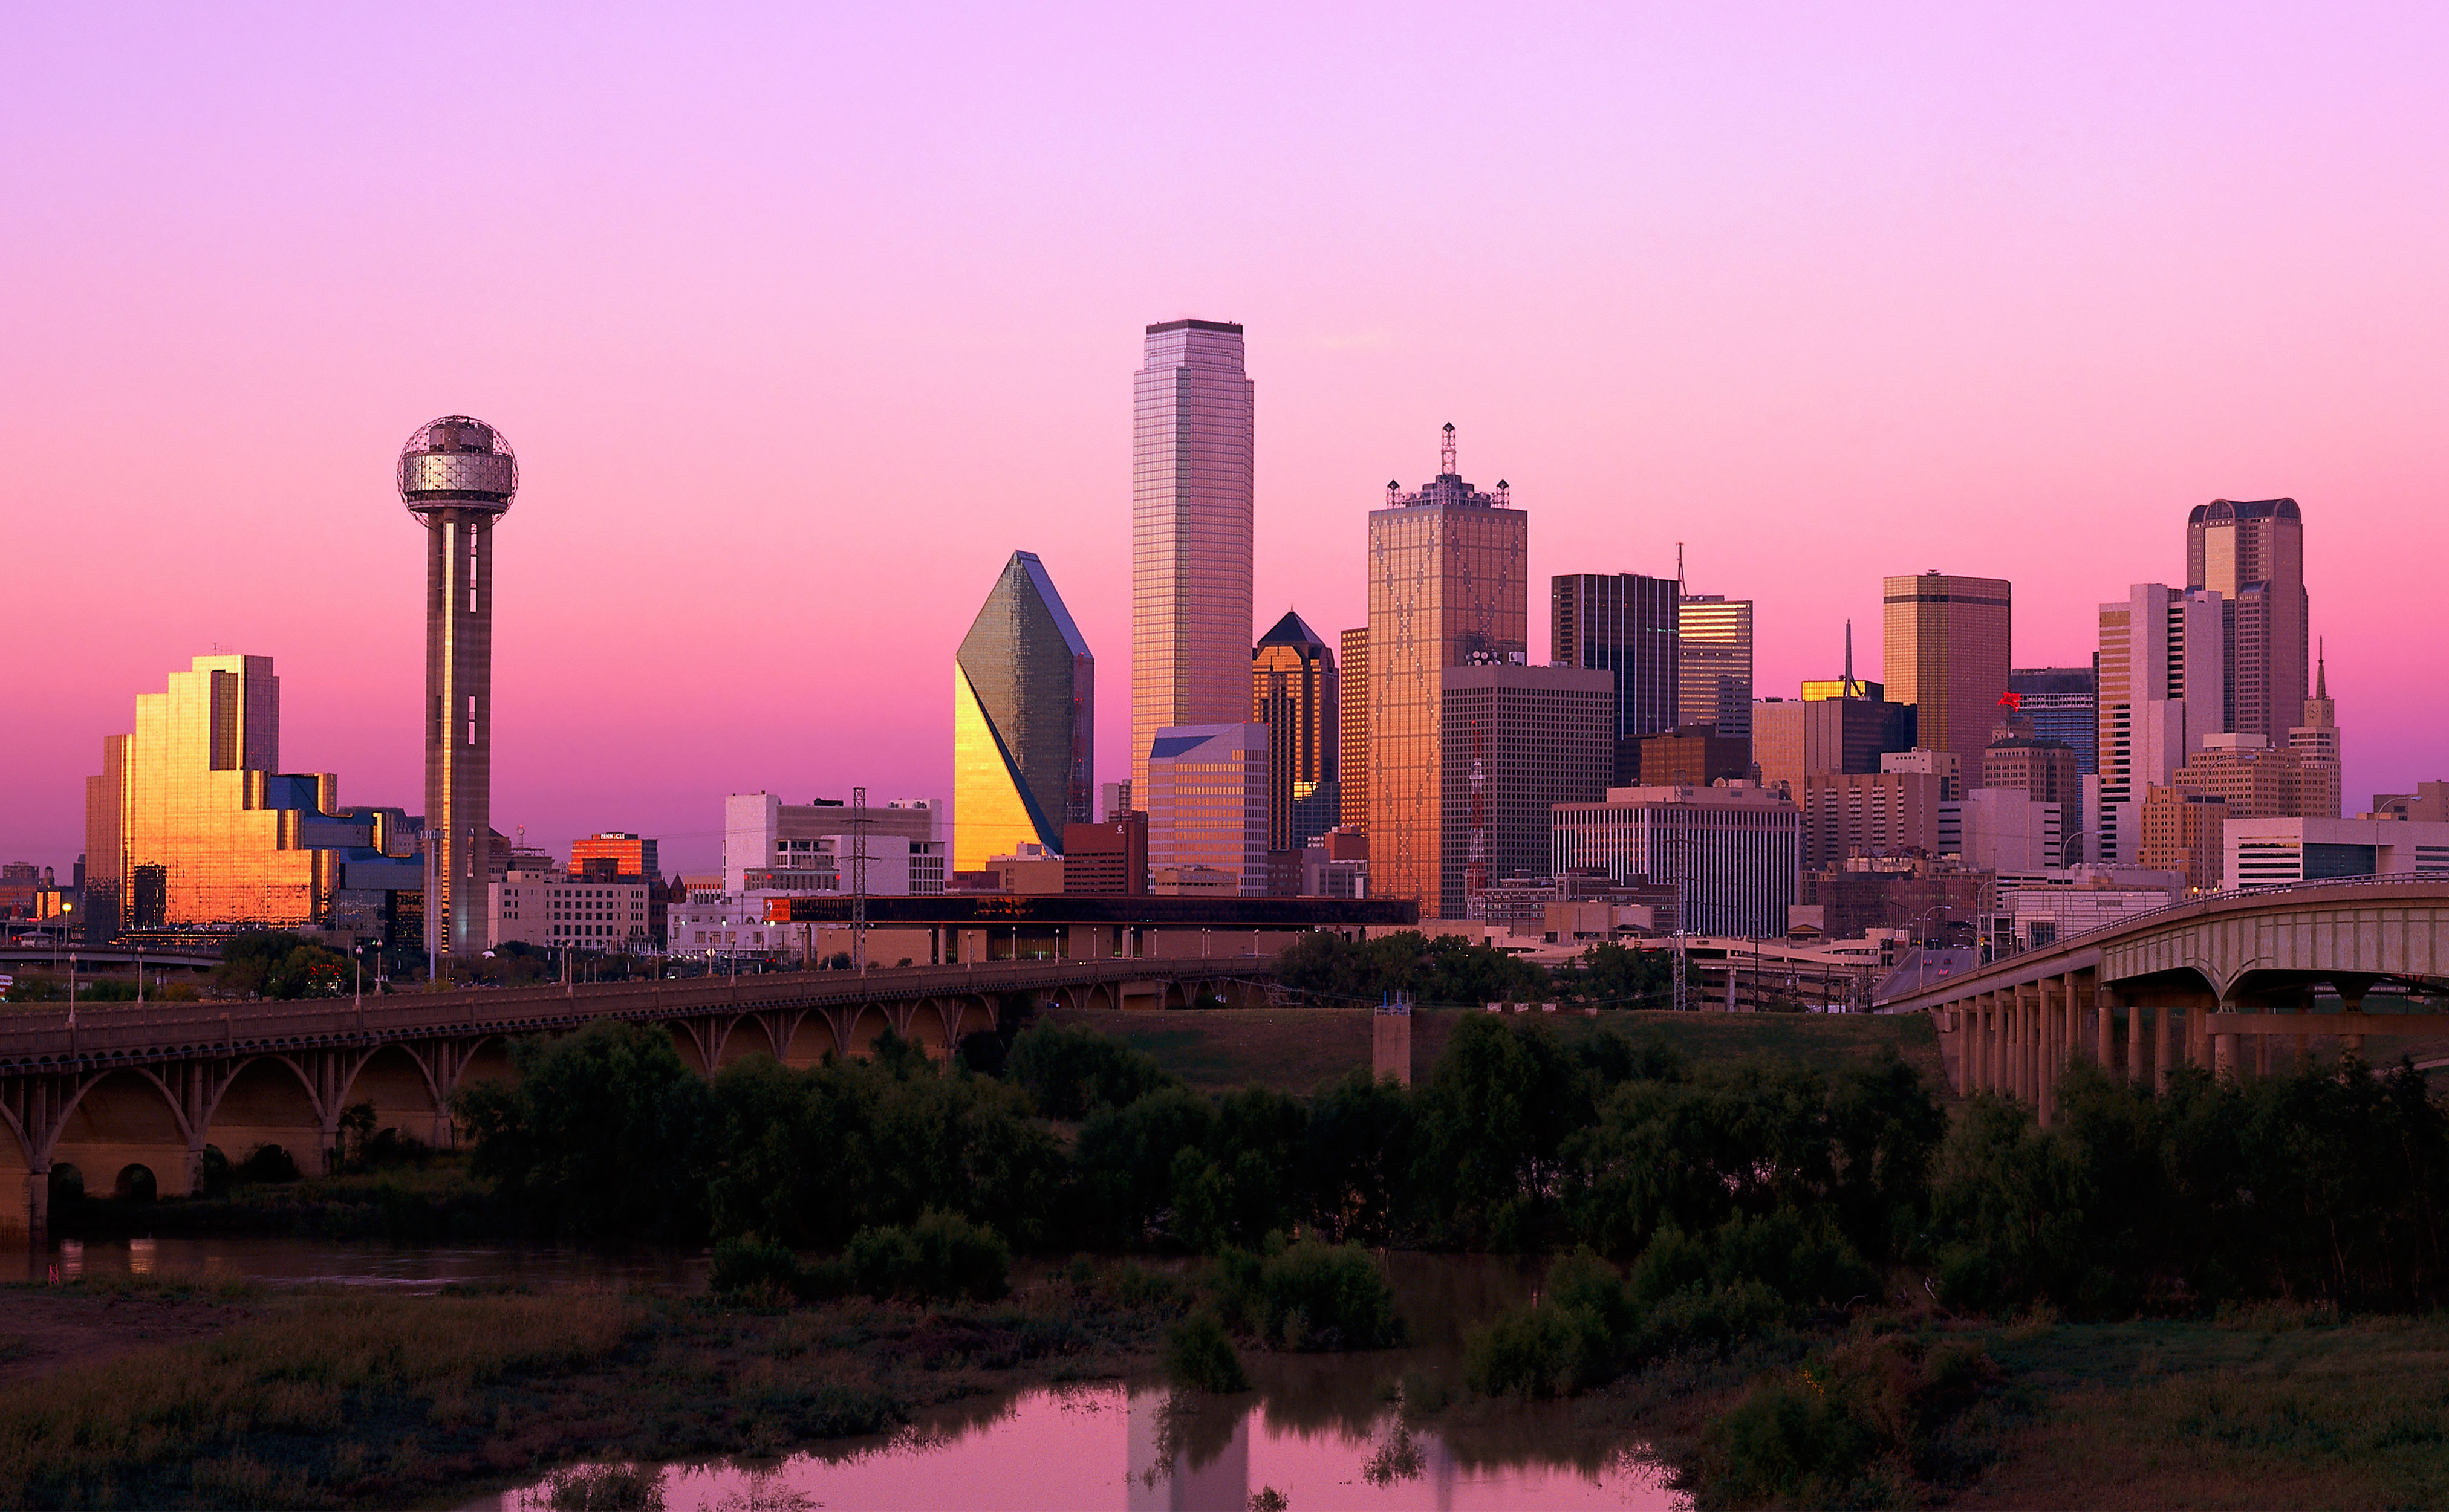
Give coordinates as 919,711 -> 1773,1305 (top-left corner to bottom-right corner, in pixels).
1874,877 -> 2449,1123
0,956 -> 1277,1237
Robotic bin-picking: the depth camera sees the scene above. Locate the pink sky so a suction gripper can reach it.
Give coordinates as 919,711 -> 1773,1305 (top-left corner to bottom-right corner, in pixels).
5,4 -> 2445,874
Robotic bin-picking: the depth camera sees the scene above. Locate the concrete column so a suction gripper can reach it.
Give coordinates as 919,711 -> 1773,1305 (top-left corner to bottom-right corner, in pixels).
2035,981 -> 2057,1126
2155,1003 -> 2174,1092
2093,978 -> 2115,1071
2213,1005 -> 2238,1077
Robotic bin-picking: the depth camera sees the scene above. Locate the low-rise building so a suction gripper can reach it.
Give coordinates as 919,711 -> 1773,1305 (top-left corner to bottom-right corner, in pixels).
2224,817 -> 2449,891
1798,771 -> 1943,868
1552,784 -> 1800,939
1940,788 -> 2063,872
492,863 -> 653,952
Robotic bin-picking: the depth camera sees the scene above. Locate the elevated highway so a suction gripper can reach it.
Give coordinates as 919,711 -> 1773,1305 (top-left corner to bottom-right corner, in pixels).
0,955 -> 1277,1237
1874,877 -> 2449,1120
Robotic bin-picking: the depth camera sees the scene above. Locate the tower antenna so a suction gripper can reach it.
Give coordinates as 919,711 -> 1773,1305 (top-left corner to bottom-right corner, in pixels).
1842,619 -> 1858,698
1440,421 -> 1456,476
1676,542 -> 1685,596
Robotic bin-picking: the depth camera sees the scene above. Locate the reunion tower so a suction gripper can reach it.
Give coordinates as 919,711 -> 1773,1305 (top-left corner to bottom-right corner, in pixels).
400,416 -> 516,961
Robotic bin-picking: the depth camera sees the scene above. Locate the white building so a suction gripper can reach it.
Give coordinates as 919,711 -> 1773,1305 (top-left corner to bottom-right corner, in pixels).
1940,790 -> 2064,872
492,861 -> 652,952
722,793 -> 944,893
1552,784 -> 1801,939
2099,584 -> 2226,866
1992,869 -> 2181,953
1882,748 -> 1962,800
2224,816 -> 2449,891
1146,723 -> 1269,896
668,889 -> 806,959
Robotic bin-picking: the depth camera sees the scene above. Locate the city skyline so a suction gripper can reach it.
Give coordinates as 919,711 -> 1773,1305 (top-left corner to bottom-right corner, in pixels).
8,7 -> 2448,873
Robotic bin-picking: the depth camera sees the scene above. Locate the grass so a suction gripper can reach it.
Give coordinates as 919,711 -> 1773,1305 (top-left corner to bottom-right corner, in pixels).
0,1266 -> 1194,1510
1039,1005 -> 1940,1095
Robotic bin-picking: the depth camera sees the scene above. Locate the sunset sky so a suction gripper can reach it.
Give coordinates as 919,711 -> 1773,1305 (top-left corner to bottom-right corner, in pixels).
6,3 -> 2445,874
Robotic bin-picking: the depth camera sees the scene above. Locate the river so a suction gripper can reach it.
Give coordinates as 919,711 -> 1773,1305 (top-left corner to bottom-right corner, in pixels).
34,1236 -> 1689,1511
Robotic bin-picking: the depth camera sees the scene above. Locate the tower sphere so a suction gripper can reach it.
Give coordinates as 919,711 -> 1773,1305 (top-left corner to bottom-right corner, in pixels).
399,415 -> 516,516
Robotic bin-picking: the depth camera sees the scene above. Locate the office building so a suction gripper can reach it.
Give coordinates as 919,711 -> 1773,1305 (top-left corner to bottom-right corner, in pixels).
401,415 -> 516,958
2372,783 -> 2449,822
1982,725 -> 2082,857
2096,583 -> 2226,865
2225,816 -> 2449,891
1301,828 -> 1370,899
1881,748 -> 1962,801
1367,425 -> 1529,914
1132,319 -> 1255,804
1753,695 -> 1915,798
1635,725 -> 1752,787
2188,498 -> 2308,744
955,550 -> 1094,870
1062,816 -> 1149,895
1677,594 -> 1755,743
1338,626 -> 1370,832
1438,663 -> 1613,919
725,793 -> 943,892
571,832 -> 659,882
2170,741 -> 2339,823
1940,789 -> 2064,873
1882,571 -> 2012,769
1553,572 -> 1679,783
1146,722 -> 1269,895
1552,784 -> 1802,939
1798,770 -> 1943,868
2011,667 -> 2099,774
1099,781 -> 1135,823
492,857 -> 652,953
2286,649 -> 2343,819
1252,610 -> 1340,854
1797,859 -> 1995,943
83,654 -> 420,938
2138,787 -> 2227,892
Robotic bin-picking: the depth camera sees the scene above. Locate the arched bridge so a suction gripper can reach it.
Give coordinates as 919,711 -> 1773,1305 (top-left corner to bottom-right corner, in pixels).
0,956 -> 1278,1238
1875,878 -> 2449,1123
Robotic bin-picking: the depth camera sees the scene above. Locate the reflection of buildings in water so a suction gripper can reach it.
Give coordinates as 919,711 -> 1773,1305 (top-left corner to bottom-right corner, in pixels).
1126,1388 -> 1249,1511
1425,1429 -> 1460,1512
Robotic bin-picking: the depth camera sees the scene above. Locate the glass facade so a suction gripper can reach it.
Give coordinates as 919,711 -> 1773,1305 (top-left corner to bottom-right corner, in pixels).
955,551 -> 1094,871
1367,443 -> 1529,917
1338,626 -> 1370,833
1439,664 -> 1613,919
1132,320 -> 1254,805
2010,666 -> 2098,774
1677,595 -> 1754,742
1881,573 -> 2012,770
1252,610 -> 1339,854
1146,723 -> 1270,895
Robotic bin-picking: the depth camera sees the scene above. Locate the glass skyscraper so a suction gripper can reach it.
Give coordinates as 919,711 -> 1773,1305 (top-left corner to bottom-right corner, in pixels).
1881,571 -> 2012,770
1252,610 -> 1339,855
2187,498 -> 2308,744
954,551 -> 1094,871
1368,426 -> 1529,917
1552,572 -> 1680,784
1677,594 -> 1755,743
1132,319 -> 1254,805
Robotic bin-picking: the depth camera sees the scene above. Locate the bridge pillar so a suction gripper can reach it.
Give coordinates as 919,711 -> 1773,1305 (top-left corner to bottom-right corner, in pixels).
2154,1002 -> 2174,1092
1984,990 -> 2003,1094
2087,974 -> 2110,1070
2212,1005 -> 2239,1079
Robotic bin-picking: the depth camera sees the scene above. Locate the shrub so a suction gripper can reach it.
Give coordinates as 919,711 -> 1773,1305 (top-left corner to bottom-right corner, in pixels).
1165,1309 -> 1250,1392
1696,1333 -> 2009,1506
1007,1024 -> 1175,1120
709,1236 -> 805,1302
846,1210 -> 1010,1302
1215,1239 -> 1405,1351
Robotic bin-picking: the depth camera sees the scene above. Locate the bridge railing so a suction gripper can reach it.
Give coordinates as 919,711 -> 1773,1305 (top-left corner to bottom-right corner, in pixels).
1877,873 -> 2449,1007
0,955 -> 1278,1068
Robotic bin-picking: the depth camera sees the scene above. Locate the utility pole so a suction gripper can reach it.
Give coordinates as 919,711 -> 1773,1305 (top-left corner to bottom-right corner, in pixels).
851,785 -> 870,973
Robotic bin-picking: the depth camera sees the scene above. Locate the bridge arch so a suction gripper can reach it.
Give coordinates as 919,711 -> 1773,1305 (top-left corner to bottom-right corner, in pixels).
781,1013 -> 837,1068
663,1022 -> 714,1076
53,1068 -> 195,1199
207,1056 -> 330,1178
340,1045 -> 447,1149
712,1014 -> 781,1069
844,1004 -> 899,1057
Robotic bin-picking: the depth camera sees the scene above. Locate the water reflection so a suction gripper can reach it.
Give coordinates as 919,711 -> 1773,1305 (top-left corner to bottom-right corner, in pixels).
28,1233 -> 704,1292
464,1384 -> 1683,1512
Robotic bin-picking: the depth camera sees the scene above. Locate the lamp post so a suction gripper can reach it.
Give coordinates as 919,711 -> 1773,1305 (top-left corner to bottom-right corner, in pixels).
2060,828 -> 2097,869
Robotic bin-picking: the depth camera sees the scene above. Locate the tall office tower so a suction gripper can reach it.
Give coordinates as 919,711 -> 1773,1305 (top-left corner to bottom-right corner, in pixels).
1252,611 -> 1339,854
1132,319 -> 1255,806
1368,426 -> 1529,915
1677,594 -> 1754,744
954,551 -> 1094,871
1881,572 -> 2011,770
1145,723 -> 1270,894
1338,626 -> 1370,831
2188,498 -> 2308,743
2288,645 -> 2342,819
402,416 -> 517,959
1439,663 -> 1613,918
2096,583 -> 2226,863
1552,573 -> 1680,784
2009,667 -> 2099,774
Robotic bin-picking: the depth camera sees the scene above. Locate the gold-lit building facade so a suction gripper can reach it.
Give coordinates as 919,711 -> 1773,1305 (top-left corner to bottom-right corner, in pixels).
1367,429 -> 1529,917
954,551 -> 1094,871
1252,611 -> 1339,854
1881,571 -> 2011,770
83,654 -> 412,935
1338,626 -> 1370,833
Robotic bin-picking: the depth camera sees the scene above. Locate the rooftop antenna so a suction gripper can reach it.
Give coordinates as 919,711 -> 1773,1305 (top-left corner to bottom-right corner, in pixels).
1440,421 -> 1456,476
1676,542 -> 1685,596
1387,479 -> 1399,507
1842,619 -> 1860,698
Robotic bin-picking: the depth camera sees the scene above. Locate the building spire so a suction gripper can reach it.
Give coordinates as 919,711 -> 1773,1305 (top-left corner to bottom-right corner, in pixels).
1842,618 -> 1858,698
2316,637 -> 2327,699
1440,421 -> 1456,476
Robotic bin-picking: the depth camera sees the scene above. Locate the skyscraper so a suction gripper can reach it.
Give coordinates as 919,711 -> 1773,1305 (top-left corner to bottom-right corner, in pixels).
1252,611 -> 1339,854
402,415 -> 517,959
2009,667 -> 2098,774
1552,572 -> 1680,783
1146,723 -> 1270,894
1677,594 -> 1755,744
1368,426 -> 1529,915
1132,319 -> 1254,805
1338,626 -> 1370,833
1881,571 -> 2011,770
2096,583 -> 2226,864
954,551 -> 1094,871
2187,498 -> 2308,744
1439,663 -> 1612,918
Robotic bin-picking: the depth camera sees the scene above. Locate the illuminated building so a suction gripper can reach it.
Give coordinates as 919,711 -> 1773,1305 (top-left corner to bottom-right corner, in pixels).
1677,594 -> 1754,743
1338,626 -> 1369,832
1367,425 -> 1528,915
1881,571 -> 2012,769
954,551 -> 1093,871
723,794 -> 943,892
1145,723 -> 1269,895
401,415 -> 517,959
1251,610 -> 1339,855
2188,498 -> 2308,744
1132,319 -> 1254,805
82,654 -> 417,936
2096,583 -> 2226,863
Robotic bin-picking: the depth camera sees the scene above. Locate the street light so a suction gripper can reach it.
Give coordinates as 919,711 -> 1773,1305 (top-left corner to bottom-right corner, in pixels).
2060,828 -> 2098,869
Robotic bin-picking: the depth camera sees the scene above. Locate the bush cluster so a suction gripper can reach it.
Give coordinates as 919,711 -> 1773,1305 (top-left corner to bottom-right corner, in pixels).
1214,1238 -> 1406,1352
